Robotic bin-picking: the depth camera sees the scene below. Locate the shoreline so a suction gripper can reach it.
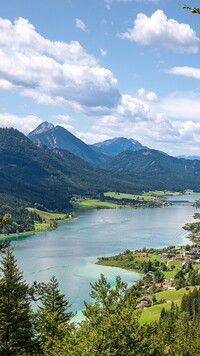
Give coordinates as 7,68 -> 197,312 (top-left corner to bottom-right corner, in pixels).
0,216 -> 75,240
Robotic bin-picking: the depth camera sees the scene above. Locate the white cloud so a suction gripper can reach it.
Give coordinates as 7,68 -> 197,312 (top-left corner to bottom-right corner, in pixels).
0,113 -> 42,134
58,122 -> 111,144
120,10 -> 199,53
75,18 -> 88,32
58,123 -> 76,133
100,48 -> 107,57
138,88 -> 157,101
157,91 -> 200,120
91,91 -> 200,155
56,114 -> 74,123
0,17 -> 120,114
76,131 -> 111,144
169,66 -> 200,79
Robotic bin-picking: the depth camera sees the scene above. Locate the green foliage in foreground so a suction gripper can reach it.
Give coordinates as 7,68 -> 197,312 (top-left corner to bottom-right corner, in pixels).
0,247 -> 199,355
183,4 -> 200,14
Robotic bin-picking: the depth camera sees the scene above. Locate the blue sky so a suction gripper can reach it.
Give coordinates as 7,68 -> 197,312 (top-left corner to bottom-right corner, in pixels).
0,0 -> 200,155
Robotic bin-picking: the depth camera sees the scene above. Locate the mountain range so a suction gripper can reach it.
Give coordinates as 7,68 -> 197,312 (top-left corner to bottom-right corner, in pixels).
91,137 -> 146,157
28,122 -> 146,164
28,122 -> 107,166
1,122 -> 200,211
102,149 -> 200,191
0,128 -> 144,211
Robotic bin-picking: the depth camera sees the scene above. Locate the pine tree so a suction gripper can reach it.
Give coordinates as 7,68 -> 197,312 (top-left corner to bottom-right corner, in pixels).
36,275 -> 74,351
0,249 -> 37,355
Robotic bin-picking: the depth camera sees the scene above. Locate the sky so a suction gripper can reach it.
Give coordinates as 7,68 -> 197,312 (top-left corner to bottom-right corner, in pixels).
0,0 -> 200,156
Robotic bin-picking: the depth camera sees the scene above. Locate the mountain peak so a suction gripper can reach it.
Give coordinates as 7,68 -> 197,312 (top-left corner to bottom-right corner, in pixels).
91,137 -> 145,157
27,122 -> 107,165
28,121 -> 54,137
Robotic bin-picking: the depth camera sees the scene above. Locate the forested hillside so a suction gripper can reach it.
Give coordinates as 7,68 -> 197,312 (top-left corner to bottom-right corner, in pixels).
28,122 -> 107,165
0,245 -> 199,355
0,128 -> 146,211
103,149 -> 200,191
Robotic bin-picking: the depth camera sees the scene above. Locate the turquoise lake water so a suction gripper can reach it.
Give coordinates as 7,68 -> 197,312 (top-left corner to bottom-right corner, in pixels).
2,194 -> 200,320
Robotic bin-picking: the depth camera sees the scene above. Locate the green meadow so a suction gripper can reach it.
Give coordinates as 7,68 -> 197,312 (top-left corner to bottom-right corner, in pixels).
140,287 -> 197,325
73,199 -> 121,210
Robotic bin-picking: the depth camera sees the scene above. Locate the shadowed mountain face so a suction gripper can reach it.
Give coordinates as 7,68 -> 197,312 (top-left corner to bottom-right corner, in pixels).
28,122 -> 107,166
1,126 -> 200,212
91,137 -> 145,157
103,149 -> 200,191
0,128 -> 145,211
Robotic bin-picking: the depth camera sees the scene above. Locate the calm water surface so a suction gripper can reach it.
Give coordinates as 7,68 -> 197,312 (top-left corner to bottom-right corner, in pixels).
3,194 -> 200,319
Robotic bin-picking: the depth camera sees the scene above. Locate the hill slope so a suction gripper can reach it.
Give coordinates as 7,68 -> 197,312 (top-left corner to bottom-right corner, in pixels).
0,128 -> 144,211
28,122 -> 107,165
103,149 -> 200,191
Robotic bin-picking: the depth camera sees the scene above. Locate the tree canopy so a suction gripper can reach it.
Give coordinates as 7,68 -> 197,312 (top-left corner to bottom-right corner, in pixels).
183,4 -> 200,14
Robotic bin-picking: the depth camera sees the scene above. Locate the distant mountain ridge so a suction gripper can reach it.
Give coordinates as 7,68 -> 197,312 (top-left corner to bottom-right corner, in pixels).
177,155 -> 200,160
91,137 -> 146,157
1,127 -> 200,211
0,128 -> 144,211
28,122 -> 107,166
103,149 -> 200,191
28,122 -> 147,164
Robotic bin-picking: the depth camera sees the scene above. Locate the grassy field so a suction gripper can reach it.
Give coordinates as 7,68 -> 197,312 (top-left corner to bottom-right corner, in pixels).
140,287 -> 197,324
34,222 -> 49,231
73,199 -> 121,210
104,192 -> 159,201
143,190 -> 181,197
28,208 -> 66,220
27,208 -> 70,231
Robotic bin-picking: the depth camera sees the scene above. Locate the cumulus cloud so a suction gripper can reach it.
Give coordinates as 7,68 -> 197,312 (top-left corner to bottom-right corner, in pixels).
56,114 -> 74,123
0,17 -> 120,114
92,94 -> 154,136
91,91 -> 200,155
75,18 -> 88,32
157,91 -> 200,120
169,66 -> 200,79
57,121 -> 111,144
120,10 -> 199,53
75,131 -> 111,144
0,113 -> 42,134
138,88 -> 158,101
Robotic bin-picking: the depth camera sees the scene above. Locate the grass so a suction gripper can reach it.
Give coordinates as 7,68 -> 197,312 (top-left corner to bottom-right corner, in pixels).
140,303 -> 171,324
143,190 -> 181,197
27,208 -> 71,232
140,287 -> 197,325
28,208 -> 66,220
34,222 -> 49,231
104,192 -> 158,201
73,199 -> 121,210
184,189 -> 200,195
163,270 -> 178,279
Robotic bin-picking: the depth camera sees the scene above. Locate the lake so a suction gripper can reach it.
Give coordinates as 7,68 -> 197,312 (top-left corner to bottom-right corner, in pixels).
1,194 -> 200,320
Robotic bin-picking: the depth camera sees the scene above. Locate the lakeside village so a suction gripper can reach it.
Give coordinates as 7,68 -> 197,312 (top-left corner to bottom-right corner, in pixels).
97,241 -> 200,311
131,244 -> 200,309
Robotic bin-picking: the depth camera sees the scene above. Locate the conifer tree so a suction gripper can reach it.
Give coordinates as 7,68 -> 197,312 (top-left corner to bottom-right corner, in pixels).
0,249 -> 37,355
36,275 -> 74,351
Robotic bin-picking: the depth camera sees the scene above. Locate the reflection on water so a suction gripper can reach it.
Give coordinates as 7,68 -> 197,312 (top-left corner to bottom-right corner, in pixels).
1,196 -> 199,319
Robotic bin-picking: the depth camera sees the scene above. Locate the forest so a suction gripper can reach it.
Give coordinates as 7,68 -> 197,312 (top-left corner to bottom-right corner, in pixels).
0,213 -> 199,356
0,245 -> 199,356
